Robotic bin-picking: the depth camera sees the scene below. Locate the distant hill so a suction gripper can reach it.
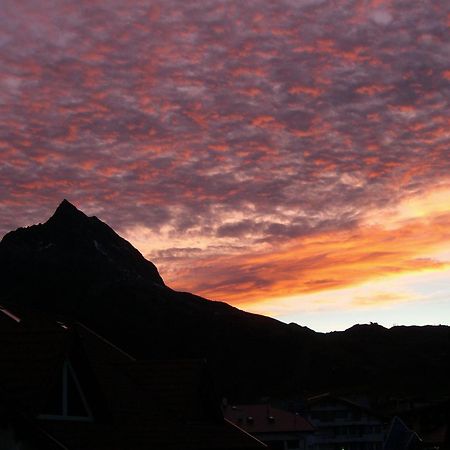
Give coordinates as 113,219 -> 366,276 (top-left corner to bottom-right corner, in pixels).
1,200 -> 449,402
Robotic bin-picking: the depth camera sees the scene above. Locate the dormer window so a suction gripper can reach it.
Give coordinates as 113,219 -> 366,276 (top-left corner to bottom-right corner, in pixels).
39,360 -> 93,421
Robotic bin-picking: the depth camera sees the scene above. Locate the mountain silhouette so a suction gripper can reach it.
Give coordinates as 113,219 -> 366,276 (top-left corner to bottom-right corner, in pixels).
1,200 -> 449,403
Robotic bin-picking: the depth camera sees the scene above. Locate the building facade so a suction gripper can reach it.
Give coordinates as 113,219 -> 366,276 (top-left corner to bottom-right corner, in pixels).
306,394 -> 387,450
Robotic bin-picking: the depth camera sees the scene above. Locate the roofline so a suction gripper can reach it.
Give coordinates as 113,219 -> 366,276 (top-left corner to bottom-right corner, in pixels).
35,425 -> 70,450
384,416 -> 423,447
76,322 -> 136,362
225,404 -> 315,432
307,393 -> 388,420
224,418 -> 268,448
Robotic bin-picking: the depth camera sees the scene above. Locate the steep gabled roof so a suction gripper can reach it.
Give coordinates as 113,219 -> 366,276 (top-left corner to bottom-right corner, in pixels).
384,416 -> 422,450
0,305 -> 265,450
0,305 -> 70,415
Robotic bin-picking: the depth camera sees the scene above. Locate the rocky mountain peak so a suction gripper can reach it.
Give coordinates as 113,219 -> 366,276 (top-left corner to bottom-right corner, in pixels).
0,200 -> 165,290
0,201 -> 448,401
46,199 -> 90,228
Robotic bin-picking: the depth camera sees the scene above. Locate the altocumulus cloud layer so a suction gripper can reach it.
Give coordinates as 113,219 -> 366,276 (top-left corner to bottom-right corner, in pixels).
1,0 -> 449,322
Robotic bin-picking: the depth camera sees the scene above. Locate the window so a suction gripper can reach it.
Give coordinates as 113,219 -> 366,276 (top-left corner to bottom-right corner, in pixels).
286,439 -> 299,449
265,441 -> 284,450
372,425 -> 382,433
39,360 -> 93,421
312,410 -> 333,421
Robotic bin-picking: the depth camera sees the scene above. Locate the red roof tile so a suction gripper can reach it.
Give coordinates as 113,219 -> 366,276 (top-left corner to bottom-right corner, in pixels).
224,404 -> 314,434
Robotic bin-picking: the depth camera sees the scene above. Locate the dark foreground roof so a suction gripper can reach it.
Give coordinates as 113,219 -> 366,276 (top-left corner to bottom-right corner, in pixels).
0,304 -> 264,450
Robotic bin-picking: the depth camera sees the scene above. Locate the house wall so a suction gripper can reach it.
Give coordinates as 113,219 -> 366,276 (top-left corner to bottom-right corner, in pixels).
0,423 -> 37,450
307,400 -> 386,450
255,431 -> 310,450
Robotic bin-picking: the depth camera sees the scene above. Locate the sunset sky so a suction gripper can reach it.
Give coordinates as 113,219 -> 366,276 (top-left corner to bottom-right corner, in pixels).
1,0 -> 449,331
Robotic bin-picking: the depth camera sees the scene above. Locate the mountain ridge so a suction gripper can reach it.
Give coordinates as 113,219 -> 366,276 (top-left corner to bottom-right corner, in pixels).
1,200 -> 448,402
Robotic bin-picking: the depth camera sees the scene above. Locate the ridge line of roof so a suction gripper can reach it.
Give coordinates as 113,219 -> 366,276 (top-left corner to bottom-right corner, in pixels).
307,393 -> 387,420
76,322 -> 136,362
224,418 -> 268,447
35,424 -> 70,450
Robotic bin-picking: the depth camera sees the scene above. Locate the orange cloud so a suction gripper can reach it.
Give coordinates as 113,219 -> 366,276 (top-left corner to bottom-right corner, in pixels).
238,87 -> 263,97
163,188 -> 450,306
356,84 -> 391,95
352,291 -> 411,307
231,67 -> 266,78
251,115 -> 285,130
289,85 -> 323,97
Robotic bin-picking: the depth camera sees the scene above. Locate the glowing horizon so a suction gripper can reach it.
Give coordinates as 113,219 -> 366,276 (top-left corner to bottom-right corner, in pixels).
140,186 -> 450,329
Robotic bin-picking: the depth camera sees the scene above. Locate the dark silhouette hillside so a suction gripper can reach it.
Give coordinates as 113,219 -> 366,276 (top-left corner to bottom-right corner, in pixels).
1,200 -> 449,402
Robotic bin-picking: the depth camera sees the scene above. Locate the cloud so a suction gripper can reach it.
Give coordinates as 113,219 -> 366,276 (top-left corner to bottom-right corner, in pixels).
160,189 -> 450,305
0,0 -> 449,322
